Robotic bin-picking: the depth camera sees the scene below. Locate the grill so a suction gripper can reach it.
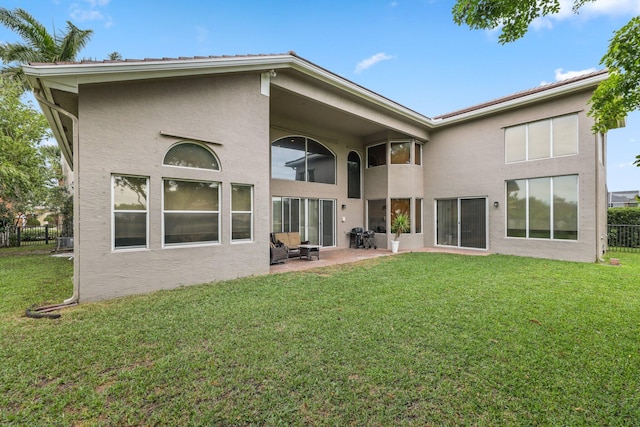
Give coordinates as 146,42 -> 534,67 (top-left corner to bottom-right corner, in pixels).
349,227 -> 376,249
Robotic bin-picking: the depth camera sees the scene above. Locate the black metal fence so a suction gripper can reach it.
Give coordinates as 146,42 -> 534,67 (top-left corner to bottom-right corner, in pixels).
0,225 -> 73,248
608,224 -> 640,253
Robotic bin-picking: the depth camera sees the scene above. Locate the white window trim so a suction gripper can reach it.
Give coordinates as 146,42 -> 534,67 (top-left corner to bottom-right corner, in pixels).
231,184 -> 254,243
162,141 -> 221,172
271,136 -> 336,184
505,113 -> 579,164
505,175 -> 579,241
366,142 -> 387,168
111,174 -> 149,252
162,178 -> 221,248
347,151 -> 362,199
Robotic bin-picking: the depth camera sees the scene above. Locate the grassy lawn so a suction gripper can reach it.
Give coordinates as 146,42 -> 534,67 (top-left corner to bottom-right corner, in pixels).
1,249 -> 638,425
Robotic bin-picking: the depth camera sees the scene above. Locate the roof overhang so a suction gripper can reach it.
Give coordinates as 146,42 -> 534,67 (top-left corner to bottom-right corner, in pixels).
23,52 -> 610,170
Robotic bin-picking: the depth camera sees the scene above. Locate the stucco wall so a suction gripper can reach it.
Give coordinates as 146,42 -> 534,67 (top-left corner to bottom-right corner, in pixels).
426,89 -> 603,262
75,73 -> 270,302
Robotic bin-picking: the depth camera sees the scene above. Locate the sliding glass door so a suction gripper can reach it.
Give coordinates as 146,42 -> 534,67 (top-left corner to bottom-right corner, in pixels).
272,197 -> 335,247
436,198 -> 487,249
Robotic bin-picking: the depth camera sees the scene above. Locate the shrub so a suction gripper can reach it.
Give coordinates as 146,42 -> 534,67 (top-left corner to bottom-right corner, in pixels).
26,218 -> 41,227
608,207 -> 640,225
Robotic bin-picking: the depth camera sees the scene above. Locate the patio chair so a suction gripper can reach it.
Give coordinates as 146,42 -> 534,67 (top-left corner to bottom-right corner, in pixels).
270,237 -> 288,264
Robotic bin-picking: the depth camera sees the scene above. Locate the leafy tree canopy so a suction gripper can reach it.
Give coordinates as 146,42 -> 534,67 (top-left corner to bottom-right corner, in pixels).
0,75 -> 51,225
452,1 -> 639,140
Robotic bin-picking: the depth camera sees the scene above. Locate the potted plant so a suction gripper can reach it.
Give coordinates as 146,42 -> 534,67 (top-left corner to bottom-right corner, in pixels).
390,210 -> 410,253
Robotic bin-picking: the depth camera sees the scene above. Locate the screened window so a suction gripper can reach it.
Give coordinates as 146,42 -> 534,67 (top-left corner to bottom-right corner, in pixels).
163,179 -> 219,245
113,175 -> 148,249
232,184 -> 253,242
163,142 -> 219,170
347,151 -> 361,199
505,114 -> 578,163
271,136 -> 335,184
390,142 -> 411,164
506,175 -> 578,240
367,143 -> 386,168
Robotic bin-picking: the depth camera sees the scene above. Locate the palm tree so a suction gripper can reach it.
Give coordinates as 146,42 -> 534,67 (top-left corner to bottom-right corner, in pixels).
0,7 -> 93,87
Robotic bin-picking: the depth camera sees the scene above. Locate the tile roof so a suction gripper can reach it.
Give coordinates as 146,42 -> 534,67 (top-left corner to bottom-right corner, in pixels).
28,52 -> 295,66
433,69 -> 608,120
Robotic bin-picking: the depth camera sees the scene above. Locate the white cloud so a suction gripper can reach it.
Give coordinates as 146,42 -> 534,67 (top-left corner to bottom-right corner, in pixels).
530,0 -> 640,32
85,0 -> 111,6
580,0 -> 640,17
554,67 -> 597,80
70,8 -> 104,21
540,67 -> 597,86
69,0 -> 111,27
355,53 -> 393,74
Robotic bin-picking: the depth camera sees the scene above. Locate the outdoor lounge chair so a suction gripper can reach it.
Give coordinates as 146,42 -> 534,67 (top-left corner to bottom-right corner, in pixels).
270,238 -> 288,264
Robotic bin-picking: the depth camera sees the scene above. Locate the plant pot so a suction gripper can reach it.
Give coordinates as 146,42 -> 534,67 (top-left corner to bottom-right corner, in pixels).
391,240 -> 400,253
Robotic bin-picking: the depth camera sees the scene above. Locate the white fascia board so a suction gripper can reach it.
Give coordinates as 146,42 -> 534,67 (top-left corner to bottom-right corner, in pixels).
432,73 -> 608,126
21,55 -> 295,91
23,54 -> 437,129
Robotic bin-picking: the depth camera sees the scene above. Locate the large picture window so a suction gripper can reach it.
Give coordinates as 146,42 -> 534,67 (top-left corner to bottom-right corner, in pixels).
505,114 -> 578,163
231,184 -> 253,242
506,175 -> 578,240
112,175 -> 148,249
271,136 -> 335,184
163,179 -> 220,245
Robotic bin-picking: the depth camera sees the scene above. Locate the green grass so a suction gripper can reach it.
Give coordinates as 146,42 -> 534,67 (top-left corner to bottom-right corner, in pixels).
1,251 -> 639,425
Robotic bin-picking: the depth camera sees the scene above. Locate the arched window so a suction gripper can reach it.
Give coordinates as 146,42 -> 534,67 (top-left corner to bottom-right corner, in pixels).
347,151 -> 361,199
271,136 -> 335,184
163,142 -> 220,170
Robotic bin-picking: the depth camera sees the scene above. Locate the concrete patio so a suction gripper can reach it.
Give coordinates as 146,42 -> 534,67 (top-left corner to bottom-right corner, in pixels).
270,246 -> 489,274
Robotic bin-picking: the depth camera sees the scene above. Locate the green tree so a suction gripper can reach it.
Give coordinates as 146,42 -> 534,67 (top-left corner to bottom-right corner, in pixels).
452,1 -> 639,147
0,7 -> 93,87
0,75 -> 51,226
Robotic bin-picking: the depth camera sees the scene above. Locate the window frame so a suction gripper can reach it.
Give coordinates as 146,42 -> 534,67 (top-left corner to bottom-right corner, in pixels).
162,178 -> 221,248
506,175 -> 579,240
271,136 -> 336,184
347,151 -> 362,199
415,198 -> 423,234
366,143 -> 387,168
505,114 -> 578,164
231,183 -> 253,243
390,141 -> 411,164
111,174 -> 149,251
163,141 -> 221,171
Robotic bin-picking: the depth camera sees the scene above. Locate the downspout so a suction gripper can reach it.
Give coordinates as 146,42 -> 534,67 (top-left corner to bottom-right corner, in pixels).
33,89 -> 80,306
596,132 -> 605,263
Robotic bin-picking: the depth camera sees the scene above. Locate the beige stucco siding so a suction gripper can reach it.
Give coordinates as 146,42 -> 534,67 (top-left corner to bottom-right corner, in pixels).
426,90 -> 604,262
75,73 -> 270,302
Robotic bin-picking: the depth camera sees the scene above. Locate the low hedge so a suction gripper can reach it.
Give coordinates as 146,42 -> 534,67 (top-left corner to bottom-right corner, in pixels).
608,207 -> 640,225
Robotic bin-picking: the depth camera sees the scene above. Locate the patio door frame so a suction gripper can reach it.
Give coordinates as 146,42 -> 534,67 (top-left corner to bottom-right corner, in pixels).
435,197 -> 488,250
272,196 -> 336,247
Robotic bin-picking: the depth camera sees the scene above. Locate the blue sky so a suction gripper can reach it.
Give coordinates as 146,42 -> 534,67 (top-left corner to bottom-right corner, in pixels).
2,0 -> 639,191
